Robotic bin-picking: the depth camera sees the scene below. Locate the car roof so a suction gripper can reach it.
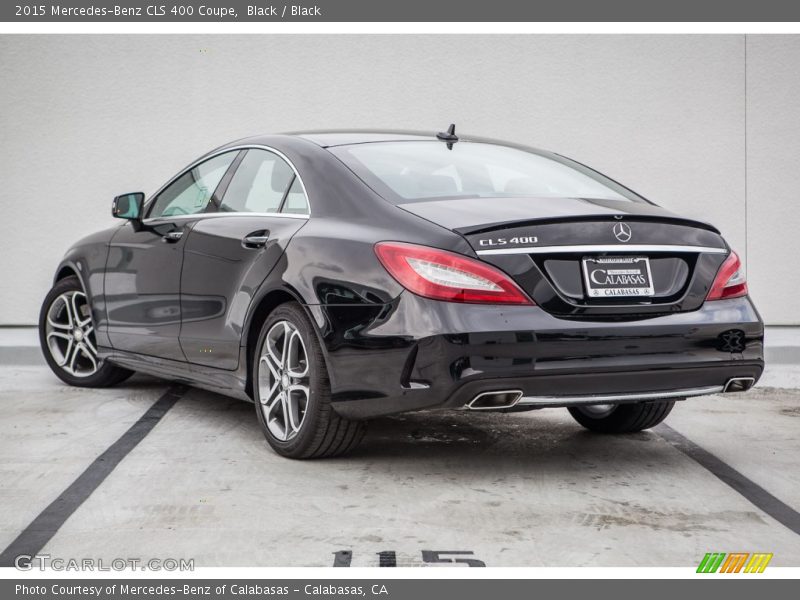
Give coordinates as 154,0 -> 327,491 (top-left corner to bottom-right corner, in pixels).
223,129 -> 550,159
286,130 -> 446,148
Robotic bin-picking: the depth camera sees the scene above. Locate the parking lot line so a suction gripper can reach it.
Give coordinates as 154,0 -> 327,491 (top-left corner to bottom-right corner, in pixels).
3,365 -> 798,567
31,386 -> 800,567
0,385 -> 187,566
655,423 -> 800,536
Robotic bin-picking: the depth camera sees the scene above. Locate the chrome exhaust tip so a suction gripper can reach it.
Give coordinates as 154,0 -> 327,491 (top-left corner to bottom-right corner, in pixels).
466,390 -> 523,411
723,377 -> 756,393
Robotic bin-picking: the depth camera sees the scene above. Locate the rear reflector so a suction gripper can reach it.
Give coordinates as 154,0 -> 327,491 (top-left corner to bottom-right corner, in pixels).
707,250 -> 748,301
375,242 -> 533,305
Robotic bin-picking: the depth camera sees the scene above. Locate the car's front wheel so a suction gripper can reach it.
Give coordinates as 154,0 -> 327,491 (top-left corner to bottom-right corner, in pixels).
39,275 -> 134,387
568,400 -> 675,433
253,302 -> 366,459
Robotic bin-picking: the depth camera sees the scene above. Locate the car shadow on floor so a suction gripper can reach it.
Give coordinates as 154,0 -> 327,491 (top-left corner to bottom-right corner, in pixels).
354,409 -> 664,461
167,386 -> 678,471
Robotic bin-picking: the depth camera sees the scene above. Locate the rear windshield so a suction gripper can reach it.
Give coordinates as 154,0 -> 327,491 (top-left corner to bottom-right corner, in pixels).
330,141 -> 644,204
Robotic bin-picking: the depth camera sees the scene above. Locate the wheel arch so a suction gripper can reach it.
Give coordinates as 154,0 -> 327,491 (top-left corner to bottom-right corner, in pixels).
53,261 -> 88,294
55,265 -> 77,281
243,285 -> 327,399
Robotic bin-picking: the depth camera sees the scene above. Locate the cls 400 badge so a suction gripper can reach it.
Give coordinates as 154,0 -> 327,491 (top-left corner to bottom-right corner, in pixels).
478,236 -> 538,247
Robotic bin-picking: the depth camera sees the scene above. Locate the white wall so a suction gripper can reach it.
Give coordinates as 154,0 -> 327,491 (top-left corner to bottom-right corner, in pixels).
745,36 -> 800,325
0,34 -> 797,324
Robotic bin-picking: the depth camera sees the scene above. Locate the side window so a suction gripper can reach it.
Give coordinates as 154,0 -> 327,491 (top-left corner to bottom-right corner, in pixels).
148,152 -> 236,218
219,149 -> 295,213
281,178 -> 309,215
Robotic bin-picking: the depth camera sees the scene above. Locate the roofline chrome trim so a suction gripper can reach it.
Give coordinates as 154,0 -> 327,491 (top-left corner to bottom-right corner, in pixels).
516,385 -> 724,406
143,143 -> 311,220
476,244 -> 728,256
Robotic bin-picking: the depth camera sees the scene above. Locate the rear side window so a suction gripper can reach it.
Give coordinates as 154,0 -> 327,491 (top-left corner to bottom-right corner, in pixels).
330,141 -> 644,204
220,149 -> 299,214
281,178 -> 309,215
149,152 -> 237,218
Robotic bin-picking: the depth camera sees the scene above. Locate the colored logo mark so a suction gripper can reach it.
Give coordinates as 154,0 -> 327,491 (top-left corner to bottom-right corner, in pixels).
697,552 -> 773,573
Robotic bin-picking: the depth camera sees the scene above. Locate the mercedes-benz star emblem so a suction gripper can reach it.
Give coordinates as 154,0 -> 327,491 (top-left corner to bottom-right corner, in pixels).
613,222 -> 632,242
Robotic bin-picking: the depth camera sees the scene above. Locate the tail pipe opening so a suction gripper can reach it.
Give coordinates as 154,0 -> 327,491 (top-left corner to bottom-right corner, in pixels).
467,390 -> 523,410
723,377 -> 756,393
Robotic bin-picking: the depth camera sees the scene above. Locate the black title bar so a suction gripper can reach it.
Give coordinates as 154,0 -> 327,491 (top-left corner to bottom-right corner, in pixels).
5,0 -> 800,22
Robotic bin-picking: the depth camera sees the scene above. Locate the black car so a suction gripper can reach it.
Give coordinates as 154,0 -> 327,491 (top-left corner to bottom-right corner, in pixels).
39,128 -> 764,458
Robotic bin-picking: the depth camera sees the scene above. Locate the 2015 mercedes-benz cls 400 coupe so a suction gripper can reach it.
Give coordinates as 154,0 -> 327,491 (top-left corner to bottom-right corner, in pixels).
39,127 -> 764,458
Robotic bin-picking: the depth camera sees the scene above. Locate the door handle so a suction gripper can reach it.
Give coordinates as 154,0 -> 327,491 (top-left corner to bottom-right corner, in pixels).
242,230 -> 270,249
162,230 -> 184,243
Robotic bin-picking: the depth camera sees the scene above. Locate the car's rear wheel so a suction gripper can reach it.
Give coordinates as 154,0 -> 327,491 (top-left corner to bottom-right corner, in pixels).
39,276 -> 134,387
568,400 -> 675,433
253,302 -> 366,459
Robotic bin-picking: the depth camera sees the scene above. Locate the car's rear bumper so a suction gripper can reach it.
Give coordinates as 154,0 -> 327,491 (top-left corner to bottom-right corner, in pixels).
311,294 -> 764,419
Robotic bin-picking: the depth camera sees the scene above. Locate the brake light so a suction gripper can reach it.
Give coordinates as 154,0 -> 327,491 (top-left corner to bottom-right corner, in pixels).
707,250 -> 748,300
374,241 -> 533,305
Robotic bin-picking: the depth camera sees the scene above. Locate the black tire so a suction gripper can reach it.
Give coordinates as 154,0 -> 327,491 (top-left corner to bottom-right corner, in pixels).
39,276 -> 134,388
568,400 -> 675,434
253,302 -> 366,459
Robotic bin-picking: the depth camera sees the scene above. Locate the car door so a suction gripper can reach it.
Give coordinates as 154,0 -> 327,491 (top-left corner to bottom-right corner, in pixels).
104,150 -> 241,361
179,147 -> 310,369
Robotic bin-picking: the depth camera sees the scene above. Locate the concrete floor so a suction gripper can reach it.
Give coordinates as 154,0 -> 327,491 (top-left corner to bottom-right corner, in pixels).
1,365 -> 798,567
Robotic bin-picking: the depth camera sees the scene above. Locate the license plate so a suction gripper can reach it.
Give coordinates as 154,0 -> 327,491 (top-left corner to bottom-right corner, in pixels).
582,256 -> 654,298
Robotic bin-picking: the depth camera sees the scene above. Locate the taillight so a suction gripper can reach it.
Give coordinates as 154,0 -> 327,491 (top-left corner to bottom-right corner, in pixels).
707,250 -> 748,300
374,241 -> 533,305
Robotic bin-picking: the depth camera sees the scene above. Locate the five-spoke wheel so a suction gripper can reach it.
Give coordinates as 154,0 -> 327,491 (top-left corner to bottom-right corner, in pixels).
253,302 -> 366,458
44,290 -> 99,378
258,320 -> 311,441
39,275 -> 133,387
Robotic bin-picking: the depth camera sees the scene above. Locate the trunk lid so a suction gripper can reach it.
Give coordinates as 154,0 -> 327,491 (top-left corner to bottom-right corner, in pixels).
399,197 -> 729,318
397,196 -> 719,234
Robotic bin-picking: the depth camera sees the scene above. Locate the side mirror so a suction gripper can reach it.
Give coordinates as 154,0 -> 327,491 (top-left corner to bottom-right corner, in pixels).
112,192 -> 145,221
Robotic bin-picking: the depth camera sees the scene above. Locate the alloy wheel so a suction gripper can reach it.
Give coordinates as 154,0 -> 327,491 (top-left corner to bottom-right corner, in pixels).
44,290 -> 100,378
257,320 -> 310,441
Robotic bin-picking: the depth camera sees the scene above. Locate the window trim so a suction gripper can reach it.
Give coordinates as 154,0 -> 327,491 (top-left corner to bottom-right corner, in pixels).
142,144 -> 311,224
